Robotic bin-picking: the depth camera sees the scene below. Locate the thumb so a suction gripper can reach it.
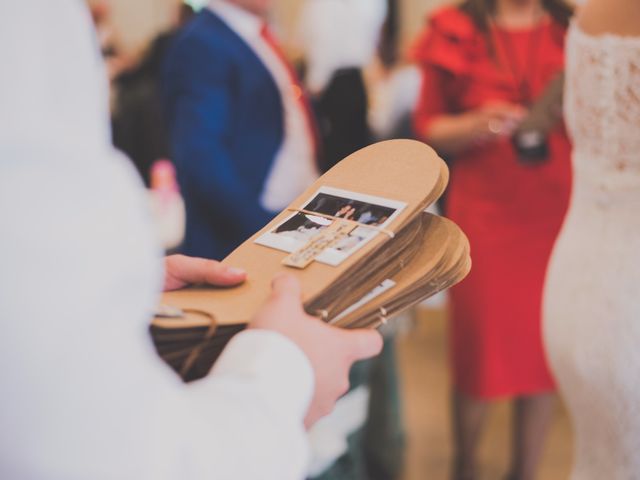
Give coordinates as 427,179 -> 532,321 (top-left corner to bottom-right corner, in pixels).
340,329 -> 384,362
270,273 -> 303,302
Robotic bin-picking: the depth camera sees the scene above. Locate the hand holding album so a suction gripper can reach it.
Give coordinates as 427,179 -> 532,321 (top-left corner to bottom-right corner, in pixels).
151,140 -> 471,381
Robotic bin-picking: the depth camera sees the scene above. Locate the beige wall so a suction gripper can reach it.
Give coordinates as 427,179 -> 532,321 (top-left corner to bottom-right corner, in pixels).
89,0 -> 181,56
401,0 -> 452,48
273,0 -> 453,55
111,0 -> 179,54
101,0 -> 454,57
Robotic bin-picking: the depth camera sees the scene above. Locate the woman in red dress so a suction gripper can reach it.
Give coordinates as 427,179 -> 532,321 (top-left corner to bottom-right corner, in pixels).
413,1 -> 572,478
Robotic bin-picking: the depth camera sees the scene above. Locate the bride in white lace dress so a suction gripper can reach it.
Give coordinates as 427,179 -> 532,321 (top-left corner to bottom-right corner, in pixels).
543,0 -> 640,477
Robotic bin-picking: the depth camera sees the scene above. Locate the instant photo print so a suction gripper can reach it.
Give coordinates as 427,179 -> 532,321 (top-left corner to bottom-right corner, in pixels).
255,186 -> 406,266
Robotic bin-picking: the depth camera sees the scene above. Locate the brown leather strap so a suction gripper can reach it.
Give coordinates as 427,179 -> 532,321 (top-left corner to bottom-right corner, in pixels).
178,309 -> 217,378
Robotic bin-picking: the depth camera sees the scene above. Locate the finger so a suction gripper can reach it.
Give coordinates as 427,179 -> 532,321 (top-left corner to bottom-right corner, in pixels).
167,255 -> 246,287
251,274 -> 305,327
486,103 -> 524,118
270,273 -> 302,302
502,105 -> 528,120
202,261 -> 247,286
511,104 -> 528,116
340,329 -> 384,362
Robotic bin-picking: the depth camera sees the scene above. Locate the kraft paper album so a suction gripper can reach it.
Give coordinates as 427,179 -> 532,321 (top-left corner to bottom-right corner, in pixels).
151,140 -> 471,381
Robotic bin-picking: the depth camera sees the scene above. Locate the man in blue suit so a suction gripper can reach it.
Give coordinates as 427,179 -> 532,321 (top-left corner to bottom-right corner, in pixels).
163,0 -> 318,259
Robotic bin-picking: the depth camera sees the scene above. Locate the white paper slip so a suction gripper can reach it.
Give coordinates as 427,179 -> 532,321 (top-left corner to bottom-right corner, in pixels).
330,279 -> 396,324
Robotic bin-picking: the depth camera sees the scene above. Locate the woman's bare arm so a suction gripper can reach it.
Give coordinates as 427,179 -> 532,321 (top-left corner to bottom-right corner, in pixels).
578,0 -> 640,36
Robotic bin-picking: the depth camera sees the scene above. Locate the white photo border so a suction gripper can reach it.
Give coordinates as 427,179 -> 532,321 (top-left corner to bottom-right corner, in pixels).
254,186 -> 407,266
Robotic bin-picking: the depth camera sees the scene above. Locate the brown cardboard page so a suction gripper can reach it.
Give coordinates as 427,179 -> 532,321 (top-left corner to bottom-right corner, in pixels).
332,213 -> 454,328
307,213 -> 426,318
334,215 -> 471,329
359,236 -> 470,329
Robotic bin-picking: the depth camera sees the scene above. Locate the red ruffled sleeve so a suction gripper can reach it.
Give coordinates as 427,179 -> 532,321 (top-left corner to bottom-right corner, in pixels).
410,6 -> 481,76
412,7 -> 481,137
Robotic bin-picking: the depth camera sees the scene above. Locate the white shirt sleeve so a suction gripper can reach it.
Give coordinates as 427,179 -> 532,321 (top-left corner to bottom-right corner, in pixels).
181,330 -> 314,480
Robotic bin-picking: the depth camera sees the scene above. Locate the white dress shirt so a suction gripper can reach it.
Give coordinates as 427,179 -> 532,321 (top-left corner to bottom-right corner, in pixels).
297,0 -> 388,94
0,2 -> 314,479
208,1 -> 319,213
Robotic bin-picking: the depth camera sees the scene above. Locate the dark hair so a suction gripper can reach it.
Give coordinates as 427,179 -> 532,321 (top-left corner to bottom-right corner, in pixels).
460,0 -> 574,33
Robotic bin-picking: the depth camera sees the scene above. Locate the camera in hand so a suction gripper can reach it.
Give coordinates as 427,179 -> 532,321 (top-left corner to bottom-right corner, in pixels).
512,72 -> 564,165
513,129 -> 549,163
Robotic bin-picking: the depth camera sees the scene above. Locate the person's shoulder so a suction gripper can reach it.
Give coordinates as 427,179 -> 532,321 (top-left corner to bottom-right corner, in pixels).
577,0 -> 640,37
165,11 -> 234,69
427,5 -> 478,39
411,5 -> 480,72
172,10 -> 231,51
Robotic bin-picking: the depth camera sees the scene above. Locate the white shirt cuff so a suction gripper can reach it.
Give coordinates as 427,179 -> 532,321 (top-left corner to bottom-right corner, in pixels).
212,329 -> 315,422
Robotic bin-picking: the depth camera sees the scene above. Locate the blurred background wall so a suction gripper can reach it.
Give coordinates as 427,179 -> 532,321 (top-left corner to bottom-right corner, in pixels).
93,0 -> 452,59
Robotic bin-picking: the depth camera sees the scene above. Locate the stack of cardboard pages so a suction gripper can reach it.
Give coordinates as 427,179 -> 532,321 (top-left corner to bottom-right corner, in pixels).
151,140 -> 471,381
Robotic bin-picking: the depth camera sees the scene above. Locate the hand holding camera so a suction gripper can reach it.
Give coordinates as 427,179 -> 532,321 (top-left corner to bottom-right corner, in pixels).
467,101 -> 528,145
512,72 -> 565,164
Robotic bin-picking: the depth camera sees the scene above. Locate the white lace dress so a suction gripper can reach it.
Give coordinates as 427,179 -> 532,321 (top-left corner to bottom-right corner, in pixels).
543,23 -> 640,479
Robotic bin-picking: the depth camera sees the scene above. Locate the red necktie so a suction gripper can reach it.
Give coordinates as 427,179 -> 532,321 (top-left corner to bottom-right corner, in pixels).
260,24 -> 320,158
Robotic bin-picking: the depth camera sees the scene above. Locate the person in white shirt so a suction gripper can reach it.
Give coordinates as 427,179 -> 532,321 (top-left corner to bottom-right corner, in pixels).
0,2 -> 382,479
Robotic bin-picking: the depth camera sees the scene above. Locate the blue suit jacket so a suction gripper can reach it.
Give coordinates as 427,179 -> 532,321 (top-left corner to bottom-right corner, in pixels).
163,10 -> 282,260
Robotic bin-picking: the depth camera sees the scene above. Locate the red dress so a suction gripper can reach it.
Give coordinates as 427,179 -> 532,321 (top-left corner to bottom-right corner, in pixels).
413,7 -> 571,398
